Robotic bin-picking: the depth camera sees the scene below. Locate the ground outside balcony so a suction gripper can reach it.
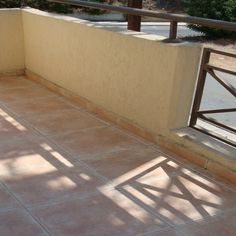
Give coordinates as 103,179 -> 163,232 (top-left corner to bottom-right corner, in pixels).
0,76 -> 235,236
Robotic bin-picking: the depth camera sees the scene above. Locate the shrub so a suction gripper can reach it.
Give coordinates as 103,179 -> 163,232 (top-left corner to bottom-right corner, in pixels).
0,0 -> 72,14
46,2 -> 72,14
185,0 -> 236,37
81,0 -> 108,15
0,0 -> 21,7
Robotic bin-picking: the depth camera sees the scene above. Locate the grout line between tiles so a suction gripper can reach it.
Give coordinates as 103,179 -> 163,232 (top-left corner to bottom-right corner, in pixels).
15,112 -> 156,164
0,181 -> 51,236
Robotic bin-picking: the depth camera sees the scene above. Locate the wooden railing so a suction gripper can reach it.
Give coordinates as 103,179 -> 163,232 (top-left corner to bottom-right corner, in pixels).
190,48 -> 236,147
21,0 -> 236,40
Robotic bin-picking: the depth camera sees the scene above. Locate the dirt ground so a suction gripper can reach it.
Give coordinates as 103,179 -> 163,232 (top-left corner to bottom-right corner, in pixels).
180,37 -> 236,71
203,41 -> 236,71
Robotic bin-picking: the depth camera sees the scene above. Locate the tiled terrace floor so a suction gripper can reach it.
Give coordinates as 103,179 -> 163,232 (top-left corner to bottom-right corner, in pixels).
0,76 -> 235,236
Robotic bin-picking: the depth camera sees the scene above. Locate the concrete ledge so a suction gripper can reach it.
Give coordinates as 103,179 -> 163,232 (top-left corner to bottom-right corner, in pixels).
160,128 -> 236,184
171,128 -> 236,170
159,138 -> 207,168
160,140 -> 236,185
25,69 -> 236,185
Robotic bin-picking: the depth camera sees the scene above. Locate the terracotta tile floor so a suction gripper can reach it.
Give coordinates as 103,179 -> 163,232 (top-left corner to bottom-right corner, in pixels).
0,76 -> 235,236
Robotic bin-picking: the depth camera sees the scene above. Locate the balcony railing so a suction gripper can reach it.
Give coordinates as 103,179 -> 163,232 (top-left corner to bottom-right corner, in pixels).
21,0 -> 236,40
190,48 -> 236,147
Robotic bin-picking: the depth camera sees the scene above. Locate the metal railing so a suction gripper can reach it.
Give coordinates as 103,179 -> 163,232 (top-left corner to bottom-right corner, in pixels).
190,48 -> 236,147
26,0 -> 236,40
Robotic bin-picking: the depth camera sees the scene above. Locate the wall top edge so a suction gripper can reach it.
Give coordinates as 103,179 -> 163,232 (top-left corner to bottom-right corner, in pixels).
0,8 -> 21,11
14,7 -> 200,48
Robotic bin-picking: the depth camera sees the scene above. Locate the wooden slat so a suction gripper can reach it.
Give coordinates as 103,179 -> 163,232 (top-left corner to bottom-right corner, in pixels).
197,108 -> 236,114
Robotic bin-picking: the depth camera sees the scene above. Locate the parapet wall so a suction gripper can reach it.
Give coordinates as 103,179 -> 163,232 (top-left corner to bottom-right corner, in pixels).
21,8 -> 202,138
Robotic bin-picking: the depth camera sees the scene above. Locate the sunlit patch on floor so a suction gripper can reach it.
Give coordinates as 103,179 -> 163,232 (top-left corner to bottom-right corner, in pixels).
0,108 -> 26,131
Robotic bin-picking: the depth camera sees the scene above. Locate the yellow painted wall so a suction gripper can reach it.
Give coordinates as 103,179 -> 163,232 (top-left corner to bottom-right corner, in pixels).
0,9 -> 25,72
22,8 -> 202,136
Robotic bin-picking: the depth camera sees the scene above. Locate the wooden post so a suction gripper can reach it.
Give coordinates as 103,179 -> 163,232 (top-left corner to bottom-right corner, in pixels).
21,0 -> 27,7
169,21 -> 178,39
127,0 -> 142,31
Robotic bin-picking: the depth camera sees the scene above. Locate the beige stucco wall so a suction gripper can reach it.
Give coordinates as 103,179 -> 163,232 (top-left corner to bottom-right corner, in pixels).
22,8 -> 202,137
0,9 -> 25,72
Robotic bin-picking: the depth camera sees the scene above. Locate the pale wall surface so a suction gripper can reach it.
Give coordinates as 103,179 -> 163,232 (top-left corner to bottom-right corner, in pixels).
0,9 -> 25,72
22,9 -> 202,137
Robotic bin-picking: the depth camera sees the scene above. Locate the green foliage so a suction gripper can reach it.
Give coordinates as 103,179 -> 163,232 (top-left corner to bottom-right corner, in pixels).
155,0 -> 184,9
185,0 -> 236,37
46,2 -> 72,13
0,0 -> 21,8
0,0 -> 72,14
81,0 -> 108,15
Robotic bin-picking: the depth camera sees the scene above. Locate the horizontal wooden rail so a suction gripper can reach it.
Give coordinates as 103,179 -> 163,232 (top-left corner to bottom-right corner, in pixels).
43,0 -> 236,39
206,64 -> 236,77
197,108 -> 236,115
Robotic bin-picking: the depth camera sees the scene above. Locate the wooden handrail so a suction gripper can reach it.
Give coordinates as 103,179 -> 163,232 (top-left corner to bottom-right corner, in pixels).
46,0 -> 236,39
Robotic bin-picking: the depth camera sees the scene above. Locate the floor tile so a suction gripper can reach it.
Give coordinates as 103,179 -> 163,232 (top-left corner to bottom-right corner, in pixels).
52,126 -> 147,157
0,86 -> 56,104
0,185 -> 20,212
0,77 -> 35,90
178,209 -> 236,236
145,227 -> 182,236
31,190 -> 168,236
118,170 -> 236,226
4,164 -> 105,207
84,147 -> 182,185
0,209 -> 46,236
5,96 -> 74,117
0,133 -> 45,163
25,109 -> 106,136
0,138 -> 75,180
0,114 -> 36,143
